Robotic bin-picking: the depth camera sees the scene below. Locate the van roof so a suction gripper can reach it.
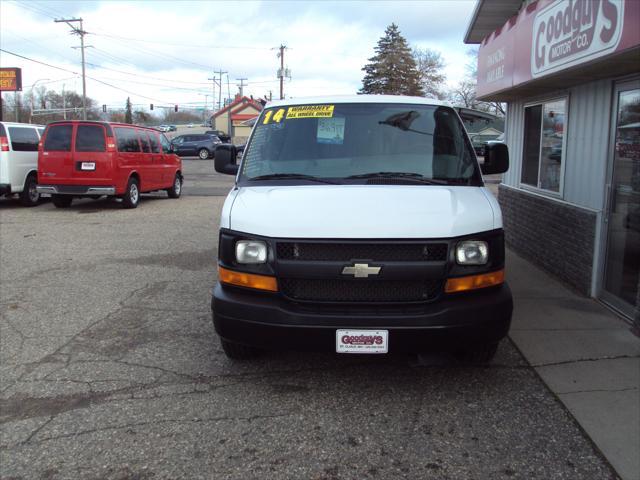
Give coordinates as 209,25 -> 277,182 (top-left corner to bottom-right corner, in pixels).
45,120 -> 160,132
265,94 -> 449,109
0,121 -> 44,127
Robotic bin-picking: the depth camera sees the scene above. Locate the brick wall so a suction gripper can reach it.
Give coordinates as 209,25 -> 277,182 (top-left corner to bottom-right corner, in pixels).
498,184 -> 596,296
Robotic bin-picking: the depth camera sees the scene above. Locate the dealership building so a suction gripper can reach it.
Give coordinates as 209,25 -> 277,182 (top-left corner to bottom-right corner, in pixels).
465,0 -> 639,324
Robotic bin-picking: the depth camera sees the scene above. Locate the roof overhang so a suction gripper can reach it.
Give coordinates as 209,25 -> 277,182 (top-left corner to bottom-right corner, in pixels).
464,0 -> 524,44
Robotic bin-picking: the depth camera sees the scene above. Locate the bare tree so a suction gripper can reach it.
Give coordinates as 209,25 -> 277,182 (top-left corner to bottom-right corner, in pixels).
413,47 -> 446,100
449,79 -> 478,109
462,46 -> 506,116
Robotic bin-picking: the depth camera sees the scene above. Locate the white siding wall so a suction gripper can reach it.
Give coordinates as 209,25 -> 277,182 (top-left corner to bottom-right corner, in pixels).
563,79 -> 613,210
503,78 -> 614,211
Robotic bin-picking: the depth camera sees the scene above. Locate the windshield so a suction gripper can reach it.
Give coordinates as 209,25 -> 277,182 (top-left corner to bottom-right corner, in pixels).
239,103 -> 480,185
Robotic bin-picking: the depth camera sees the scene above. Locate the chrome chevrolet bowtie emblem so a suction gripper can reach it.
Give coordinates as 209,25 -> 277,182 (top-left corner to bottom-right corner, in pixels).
342,263 -> 381,278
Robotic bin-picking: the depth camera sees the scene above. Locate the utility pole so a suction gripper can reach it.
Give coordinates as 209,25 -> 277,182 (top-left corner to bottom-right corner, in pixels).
216,70 -> 227,110
236,78 -> 248,98
207,75 -> 216,111
277,44 -> 287,100
62,84 -> 66,120
55,17 -> 88,120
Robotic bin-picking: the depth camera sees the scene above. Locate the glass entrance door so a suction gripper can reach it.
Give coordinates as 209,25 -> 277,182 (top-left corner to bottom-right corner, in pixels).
601,81 -> 640,322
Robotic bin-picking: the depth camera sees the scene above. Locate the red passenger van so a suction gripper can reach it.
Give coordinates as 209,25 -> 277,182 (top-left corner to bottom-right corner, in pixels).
36,121 -> 182,209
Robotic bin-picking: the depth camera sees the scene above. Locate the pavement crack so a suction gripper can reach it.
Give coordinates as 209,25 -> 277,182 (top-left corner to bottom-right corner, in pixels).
557,387 -> 638,395
19,412 -> 296,446
22,416 -> 55,444
532,354 -> 640,368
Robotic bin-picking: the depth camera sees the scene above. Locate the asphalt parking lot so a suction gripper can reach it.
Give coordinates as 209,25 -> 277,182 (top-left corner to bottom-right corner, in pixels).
0,161 -> 617,479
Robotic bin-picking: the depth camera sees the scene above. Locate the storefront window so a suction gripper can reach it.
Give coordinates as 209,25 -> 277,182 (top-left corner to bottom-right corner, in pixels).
521,99 -> 566,193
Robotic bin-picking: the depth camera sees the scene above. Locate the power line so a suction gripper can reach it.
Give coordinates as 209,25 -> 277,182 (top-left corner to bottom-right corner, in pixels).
0,48 -> 179,105
88,31 -> 272,51
96,33 -> 215,71
3,31 -> 214,88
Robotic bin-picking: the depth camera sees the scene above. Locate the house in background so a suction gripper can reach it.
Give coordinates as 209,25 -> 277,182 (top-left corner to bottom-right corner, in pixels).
465,117 -> 505,155
210,95 -> 263,142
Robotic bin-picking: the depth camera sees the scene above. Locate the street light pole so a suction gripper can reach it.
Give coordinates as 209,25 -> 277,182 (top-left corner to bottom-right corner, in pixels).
29,78 -> 50,123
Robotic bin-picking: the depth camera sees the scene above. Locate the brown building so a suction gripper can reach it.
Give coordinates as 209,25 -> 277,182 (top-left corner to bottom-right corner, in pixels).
210,95 -> 263,142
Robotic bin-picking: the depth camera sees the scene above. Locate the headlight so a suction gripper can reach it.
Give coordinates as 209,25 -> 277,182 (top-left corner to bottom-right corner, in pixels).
236,240 -> 267,264
456,240 -> 488,265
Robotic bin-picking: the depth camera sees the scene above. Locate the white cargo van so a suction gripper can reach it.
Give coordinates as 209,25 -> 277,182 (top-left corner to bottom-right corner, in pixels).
0,122 -> 45,206
212,95 -> 512,362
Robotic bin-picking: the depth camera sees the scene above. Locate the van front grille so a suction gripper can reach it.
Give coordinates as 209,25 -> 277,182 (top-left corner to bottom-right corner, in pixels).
276,242 -> 448,262
280,278 -> 442,303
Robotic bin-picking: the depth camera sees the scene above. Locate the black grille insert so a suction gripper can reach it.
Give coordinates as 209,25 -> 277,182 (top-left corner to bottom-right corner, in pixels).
280,278 -> 442,303
277,242 -> 448,262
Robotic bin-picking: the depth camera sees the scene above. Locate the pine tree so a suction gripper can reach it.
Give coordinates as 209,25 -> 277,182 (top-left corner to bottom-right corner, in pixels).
125,97 -> 133,124
360,24 -> 423,96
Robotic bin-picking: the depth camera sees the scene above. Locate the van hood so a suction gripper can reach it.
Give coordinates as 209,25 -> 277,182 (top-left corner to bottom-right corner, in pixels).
227,185 -> 499,239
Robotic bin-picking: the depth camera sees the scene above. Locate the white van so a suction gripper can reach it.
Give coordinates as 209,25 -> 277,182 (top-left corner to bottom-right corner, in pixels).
0,122 -> 45,206
212,95 -> 512,362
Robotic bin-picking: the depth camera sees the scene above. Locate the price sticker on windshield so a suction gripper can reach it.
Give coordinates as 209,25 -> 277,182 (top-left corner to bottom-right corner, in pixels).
262,108 -> 286,125
286,105 -> 334,119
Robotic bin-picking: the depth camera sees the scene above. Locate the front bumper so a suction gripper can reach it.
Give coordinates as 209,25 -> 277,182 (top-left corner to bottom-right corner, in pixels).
0,183 -> 10,196
36,185 -> 116,196
212,283 -> 513,353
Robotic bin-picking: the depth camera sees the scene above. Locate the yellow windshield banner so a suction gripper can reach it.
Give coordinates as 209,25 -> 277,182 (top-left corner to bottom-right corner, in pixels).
286,105 -> 334,119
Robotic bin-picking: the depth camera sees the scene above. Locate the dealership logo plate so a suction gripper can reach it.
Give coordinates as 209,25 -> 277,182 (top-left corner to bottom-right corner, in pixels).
336,329 -> 388,354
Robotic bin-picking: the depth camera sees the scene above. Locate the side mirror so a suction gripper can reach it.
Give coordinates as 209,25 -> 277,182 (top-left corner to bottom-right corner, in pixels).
481,143 -> 509,175
215,144 -> 239,175
169,143 -> 175,152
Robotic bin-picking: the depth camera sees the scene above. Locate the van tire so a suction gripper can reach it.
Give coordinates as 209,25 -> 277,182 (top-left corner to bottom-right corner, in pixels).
122,177 -> 140,209
198,148 -> 210,160
167,174 -> 182,198
19,174 -> 40,207
455,341 -> 499,364
52,195 -> 73,208
220,338 -> 261,360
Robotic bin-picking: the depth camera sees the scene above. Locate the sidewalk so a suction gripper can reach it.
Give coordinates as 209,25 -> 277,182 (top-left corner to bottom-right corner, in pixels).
506,249 -> 640,480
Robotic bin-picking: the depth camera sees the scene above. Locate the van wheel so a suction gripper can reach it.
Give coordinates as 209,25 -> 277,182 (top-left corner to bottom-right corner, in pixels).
455,341 -> 499,364
19,174 -> 40,207
220,338 -> 261,360
198,148 -> 210,160
167,174 -> 182,198
122,177 -> 140,209
52,195 -> 73,208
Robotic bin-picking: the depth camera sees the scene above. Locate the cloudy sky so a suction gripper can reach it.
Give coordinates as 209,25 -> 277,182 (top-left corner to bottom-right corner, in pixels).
0,0 -> 477,113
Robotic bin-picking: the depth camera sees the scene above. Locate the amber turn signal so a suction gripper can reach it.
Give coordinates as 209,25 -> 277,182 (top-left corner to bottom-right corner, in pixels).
218,266 -> 278,292
445,269 -> 505,293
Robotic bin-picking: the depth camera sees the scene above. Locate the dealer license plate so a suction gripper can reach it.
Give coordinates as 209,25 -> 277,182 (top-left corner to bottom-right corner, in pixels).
336,329 -> 388,354
80,162 -> 96,171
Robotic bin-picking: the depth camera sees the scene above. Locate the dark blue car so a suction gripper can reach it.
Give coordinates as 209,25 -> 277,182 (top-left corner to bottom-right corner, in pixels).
171,134 -> 221,159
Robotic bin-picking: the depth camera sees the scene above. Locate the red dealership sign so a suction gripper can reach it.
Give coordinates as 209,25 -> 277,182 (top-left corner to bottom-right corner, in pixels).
477,0 -> 640,98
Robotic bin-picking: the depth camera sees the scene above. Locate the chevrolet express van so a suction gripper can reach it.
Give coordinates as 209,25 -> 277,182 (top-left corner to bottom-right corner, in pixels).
37,121 -> 182,209
212,95 -> 512,362
0,122 -> 45,206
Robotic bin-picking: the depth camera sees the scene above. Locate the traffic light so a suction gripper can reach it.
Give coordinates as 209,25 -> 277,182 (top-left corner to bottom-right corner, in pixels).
102,104 -> 107,113
174,105 -> 178,112
150,104 -> 154,110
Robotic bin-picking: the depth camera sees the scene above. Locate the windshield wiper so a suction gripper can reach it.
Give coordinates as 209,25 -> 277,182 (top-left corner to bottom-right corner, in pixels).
346,172 -> 450,185
378,111 -> 433,136
248,173 -> 338,184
